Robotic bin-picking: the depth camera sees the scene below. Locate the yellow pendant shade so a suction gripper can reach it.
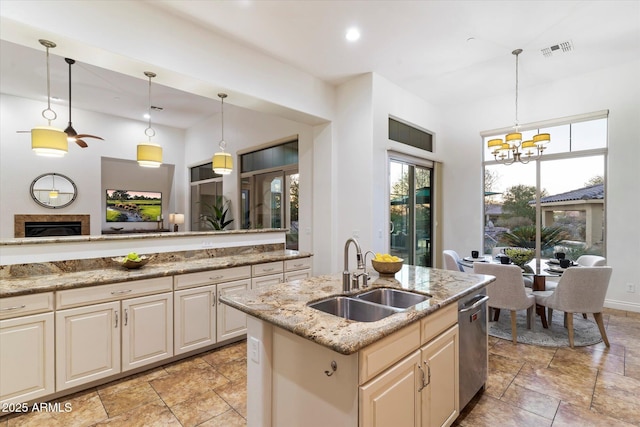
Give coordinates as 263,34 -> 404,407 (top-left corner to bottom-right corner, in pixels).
487,139 -> 503,148
505,132 -> 522,143
137,143 -> 163,168
32,126 -> 68,157
49,189 -> 59,199
533,133 -> 551,145
212,151 -> 233,175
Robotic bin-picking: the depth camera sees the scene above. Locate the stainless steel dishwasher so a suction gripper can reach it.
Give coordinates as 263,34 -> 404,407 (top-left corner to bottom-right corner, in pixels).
458,289 -> 489,410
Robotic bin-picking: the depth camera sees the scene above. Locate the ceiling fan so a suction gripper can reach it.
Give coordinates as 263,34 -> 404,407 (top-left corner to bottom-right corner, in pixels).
64,58 -> 104,148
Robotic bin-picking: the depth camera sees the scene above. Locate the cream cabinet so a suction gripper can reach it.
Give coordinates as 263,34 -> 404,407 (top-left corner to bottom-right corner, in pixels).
0,292 -> 55,405
55,277 -> 173,391
174,284 -> 217,355
217,279 -> 252,341
284,258 -> 312,281
360,351 -> 421,427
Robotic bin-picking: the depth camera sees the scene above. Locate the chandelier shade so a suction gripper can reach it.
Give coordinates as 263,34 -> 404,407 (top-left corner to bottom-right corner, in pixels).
488,49 -> 550,165
31,40 -> 68,157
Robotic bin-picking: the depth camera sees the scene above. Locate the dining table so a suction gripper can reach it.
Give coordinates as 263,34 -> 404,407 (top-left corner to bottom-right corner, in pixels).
458,255 -> 580,328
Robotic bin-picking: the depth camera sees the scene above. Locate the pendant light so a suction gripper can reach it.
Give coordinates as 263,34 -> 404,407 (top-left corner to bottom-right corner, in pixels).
64,58 -> 104,147
31,39 -> 68,157
488,49 -> 551,165
49,174 -> 59,199
137,71 -> 162,168
212,93 -> 233,175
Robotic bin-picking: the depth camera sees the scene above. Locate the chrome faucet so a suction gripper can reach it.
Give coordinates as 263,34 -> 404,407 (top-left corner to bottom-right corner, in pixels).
343,238 -> 365,292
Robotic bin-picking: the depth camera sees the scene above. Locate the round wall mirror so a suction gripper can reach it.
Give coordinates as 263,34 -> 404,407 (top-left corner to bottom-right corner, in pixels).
30,173 -> 78,209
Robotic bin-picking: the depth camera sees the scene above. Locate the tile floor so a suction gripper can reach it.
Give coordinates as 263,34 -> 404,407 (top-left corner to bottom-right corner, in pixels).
2,308 -> 639,426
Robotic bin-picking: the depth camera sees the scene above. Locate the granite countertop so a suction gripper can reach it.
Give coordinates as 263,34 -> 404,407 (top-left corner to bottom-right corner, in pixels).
0,250 -> 310,298
220,265 -> 494,355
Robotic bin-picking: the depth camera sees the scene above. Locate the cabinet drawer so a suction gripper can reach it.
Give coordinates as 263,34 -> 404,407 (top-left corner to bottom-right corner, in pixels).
252,261 -> 284,277
174,266 -> 251,289
420,303 -> 457,344
359,321 -> 420,385
285,257 -> 312,271
56,277 -> 173,309
0,292 -> 54,320
252,273 -> 284,290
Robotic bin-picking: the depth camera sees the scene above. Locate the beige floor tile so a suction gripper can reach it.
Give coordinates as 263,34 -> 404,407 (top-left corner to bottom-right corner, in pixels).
549,346 -> 625,375
216,358 -> 248,382
169,389 -> 231,427
625,347 -> 640,381
150,363 -> 230,407
163,355 -> 211,375
97,367 -> 168,396
485,369 -> 516,399
454,393 -> 551,427
215,379 -> 248,418
500,383 -> 559,420
513,363 -> 597,408
199,409 -> 247,426
93,401 -> 181,426
592,370 -> 640,425
202,342 -> 246,367
98,381 -> 162,418
489,340 -> 557,368
553,401 -> 637,426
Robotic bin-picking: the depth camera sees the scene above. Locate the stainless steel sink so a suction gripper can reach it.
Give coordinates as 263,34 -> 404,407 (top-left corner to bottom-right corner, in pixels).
355,288 -> 430,309
308,296 -> 400,322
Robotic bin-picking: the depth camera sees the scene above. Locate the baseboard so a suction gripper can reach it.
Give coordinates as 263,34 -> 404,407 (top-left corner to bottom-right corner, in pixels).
604,298 -> 640,313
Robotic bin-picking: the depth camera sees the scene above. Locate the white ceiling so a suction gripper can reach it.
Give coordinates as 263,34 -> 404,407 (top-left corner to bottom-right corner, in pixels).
1,1 -> 639,129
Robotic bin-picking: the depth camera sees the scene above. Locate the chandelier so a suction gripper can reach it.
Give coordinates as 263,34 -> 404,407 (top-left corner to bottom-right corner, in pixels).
488,49 -> 550,165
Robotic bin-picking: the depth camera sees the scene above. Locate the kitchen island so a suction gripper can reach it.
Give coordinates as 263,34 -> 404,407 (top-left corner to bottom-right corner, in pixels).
220,265 -> 494,427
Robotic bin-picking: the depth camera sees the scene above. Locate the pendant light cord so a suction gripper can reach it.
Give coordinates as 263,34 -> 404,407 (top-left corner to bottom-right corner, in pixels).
40,41 -> 57,124
513,49 -> 521,130
218,93 -> 227,151
144,72 -> 156,140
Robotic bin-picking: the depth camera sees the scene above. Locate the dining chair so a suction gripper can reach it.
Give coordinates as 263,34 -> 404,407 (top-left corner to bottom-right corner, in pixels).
473,262 -> 536,344
443,250 -> 464,272
533,266 -> 613,348
576,255 -> 606,267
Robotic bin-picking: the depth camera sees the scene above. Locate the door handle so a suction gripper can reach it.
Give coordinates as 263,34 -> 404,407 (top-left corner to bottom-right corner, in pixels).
458,295 -> 489,314
115,311 -> 118,328
417,363 -> 427,392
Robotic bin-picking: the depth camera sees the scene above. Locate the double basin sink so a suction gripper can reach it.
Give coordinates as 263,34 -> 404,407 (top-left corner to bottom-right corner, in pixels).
308,288 -> 431,322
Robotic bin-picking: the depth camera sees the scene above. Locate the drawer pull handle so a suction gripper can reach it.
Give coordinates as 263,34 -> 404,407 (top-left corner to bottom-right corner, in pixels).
324,360 -> 337,377
212,292 -> 216,306
264,268 -> 274,272
293,263 -> 305,267
1,304 -> 26,312
124,309 -> 129,326
209,275 -> 224,280
115,311 -> 119,328
111,289 -> 132,295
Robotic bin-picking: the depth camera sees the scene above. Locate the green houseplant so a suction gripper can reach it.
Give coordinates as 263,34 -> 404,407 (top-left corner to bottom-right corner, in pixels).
200,198 -> 233,230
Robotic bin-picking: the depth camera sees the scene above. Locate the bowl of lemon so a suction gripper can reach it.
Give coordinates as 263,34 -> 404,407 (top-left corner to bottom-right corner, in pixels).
113,252 -> 152,269
371,253 -> 404,275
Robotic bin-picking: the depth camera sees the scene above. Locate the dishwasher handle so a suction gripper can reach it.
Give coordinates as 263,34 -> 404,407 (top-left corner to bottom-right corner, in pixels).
458,295 -> 489,314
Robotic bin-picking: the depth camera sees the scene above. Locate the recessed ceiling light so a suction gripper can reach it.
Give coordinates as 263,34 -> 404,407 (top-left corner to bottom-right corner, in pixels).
345,27 -> 360,42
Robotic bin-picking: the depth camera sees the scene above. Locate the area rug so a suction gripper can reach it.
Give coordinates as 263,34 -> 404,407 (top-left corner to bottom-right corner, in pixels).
488,310 -> 603,347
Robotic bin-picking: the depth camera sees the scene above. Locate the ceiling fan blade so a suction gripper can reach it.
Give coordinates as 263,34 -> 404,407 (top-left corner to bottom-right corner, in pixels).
75,139 -> 89,148
75,134 -> 104,140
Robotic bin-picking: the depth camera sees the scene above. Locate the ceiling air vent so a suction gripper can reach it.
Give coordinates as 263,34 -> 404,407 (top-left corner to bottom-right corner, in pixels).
541,40 -> 574,57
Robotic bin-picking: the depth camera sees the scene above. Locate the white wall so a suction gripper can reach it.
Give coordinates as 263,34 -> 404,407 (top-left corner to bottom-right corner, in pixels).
440,60 -> 640,312
0,94 -> 185,237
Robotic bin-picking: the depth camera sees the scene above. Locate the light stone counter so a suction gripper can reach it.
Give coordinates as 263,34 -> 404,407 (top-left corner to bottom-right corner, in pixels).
0,248 -> 310,298
220,265 -> 494,355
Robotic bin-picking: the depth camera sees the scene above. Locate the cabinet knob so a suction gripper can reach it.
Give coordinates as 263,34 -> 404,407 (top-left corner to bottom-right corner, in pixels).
324,360 -> 337,376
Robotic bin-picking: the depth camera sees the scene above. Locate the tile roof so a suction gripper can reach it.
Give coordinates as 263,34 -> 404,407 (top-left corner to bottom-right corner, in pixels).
537,184 -> 604,204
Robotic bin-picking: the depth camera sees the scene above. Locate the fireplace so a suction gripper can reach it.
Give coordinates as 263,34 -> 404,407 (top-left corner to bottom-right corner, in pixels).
14,214 -> 90,238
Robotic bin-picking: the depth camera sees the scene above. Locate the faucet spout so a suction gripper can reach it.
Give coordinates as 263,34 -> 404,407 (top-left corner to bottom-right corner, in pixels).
343,238 -> 364,291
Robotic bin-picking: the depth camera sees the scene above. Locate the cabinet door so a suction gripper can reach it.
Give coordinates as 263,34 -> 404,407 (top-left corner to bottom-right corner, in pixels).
360,350 -> 421,427
56,301 -> 120,390
122,292 -> 173,372
217,278 -> 251,341
0,312 -> 54,404
420,325 -> 459,427
174,285 -> 217,355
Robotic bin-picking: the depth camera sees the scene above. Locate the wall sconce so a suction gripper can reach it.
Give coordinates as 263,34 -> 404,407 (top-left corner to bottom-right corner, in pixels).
170,213 -> 184,232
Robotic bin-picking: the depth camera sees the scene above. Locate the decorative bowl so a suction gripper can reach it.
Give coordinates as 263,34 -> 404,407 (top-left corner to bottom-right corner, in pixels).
371,259 -> 404,275
112,255 -> 152,269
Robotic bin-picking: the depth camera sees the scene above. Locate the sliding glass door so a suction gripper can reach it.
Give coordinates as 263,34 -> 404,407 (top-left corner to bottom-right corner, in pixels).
389,159 -> 433,267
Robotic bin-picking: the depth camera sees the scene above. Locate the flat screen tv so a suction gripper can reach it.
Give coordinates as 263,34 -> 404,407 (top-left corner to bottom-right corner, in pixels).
106,189 -> 162,222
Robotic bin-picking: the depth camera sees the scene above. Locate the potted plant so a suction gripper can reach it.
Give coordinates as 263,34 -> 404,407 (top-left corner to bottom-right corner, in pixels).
200,198 -> 233,230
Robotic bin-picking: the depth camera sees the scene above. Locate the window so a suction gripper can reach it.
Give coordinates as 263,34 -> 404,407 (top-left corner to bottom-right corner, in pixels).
240,139 -> 299,249
483,112 -> 607,261
189,162 -> 225,231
